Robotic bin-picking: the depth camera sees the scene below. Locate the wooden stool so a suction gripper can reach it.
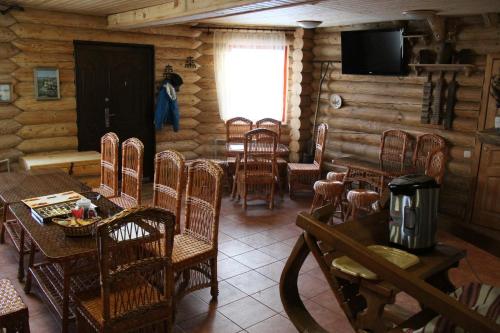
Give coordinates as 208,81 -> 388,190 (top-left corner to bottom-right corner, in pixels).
345,189 -> 379,221
326,171 -> 346,182
0,279 -> 30,333
310,180 -> 344,217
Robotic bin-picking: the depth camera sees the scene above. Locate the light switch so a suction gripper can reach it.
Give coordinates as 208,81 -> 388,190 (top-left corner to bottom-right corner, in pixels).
464,150 -> 472,158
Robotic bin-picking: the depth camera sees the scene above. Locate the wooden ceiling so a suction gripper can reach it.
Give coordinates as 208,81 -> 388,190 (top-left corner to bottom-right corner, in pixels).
2,0 -> 499,27
1,0 -> 170,15
204,0 -> 500,27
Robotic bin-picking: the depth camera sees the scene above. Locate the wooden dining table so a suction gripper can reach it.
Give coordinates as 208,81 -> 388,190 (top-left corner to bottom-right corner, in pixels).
332,157 -> 416,196
226,142 -> 290,156
0,169 -> 90,280
9,192 -> 121,333
281,207 -> 466,333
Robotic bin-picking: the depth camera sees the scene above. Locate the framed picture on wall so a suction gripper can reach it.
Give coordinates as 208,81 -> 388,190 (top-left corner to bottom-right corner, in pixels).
34,67 -> 60,100
0,83 -> 12,103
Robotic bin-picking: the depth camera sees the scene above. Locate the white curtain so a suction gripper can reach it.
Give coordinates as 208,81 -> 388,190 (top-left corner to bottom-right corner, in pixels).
213,31 -> 287,122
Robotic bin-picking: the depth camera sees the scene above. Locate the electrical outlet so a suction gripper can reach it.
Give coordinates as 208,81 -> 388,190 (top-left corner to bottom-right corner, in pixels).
464,150 -> 472,159
495,116 -> 500,129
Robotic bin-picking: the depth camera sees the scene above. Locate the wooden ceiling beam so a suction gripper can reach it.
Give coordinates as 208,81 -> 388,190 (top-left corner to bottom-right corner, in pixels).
107,0 -> 315,28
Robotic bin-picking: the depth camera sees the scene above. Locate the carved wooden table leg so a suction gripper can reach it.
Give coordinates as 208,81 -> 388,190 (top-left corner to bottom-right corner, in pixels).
280,233 -> 329,333
356,287 -> 394,333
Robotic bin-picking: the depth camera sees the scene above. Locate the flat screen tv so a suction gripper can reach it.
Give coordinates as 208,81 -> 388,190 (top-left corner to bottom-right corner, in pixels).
341,28 -> 406,76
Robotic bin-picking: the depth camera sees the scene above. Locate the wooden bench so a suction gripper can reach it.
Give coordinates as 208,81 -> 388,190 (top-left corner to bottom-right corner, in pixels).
19,151 -> 100,188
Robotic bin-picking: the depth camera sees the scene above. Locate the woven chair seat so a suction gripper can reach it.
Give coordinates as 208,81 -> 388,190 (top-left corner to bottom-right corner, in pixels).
277,158 -> 287,165
0,279 -> 27,316
91,185 -> 116,198
77,280 -> 162,325
173,234 -> 213,266
313,180 -> 344,197
347,189 -> 379,208
287,163 -> 320,172
326,171 -> 347,182
109,195 -> 138,209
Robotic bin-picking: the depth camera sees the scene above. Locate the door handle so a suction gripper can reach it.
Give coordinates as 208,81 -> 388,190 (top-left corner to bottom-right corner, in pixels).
104,107 -> 116,128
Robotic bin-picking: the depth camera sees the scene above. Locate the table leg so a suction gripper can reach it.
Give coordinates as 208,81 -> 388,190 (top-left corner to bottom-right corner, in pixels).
0,203 -> 7,244
17,228 -> 25,281
356,287 -> 394,333
61,262 -> 70,333
426,269 -> 456,295
24,241 -> 36,294
231,153 -> 241,199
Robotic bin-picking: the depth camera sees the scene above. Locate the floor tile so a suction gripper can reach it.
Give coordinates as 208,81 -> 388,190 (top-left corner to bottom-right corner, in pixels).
219,232 -> 234,244
178,311 -> 242,333
258,242 -> 294,260
298,273 -> 330,299
233,250 -> 278,269
217,258 -> 252,280
246,314 -> 296,333
219,239 -> 255,257
218,296 -> 276,329
251,285 -> 284,312
238,233 -> 278,248
226,270 -> 277,294
195,281 -> 247,307
176,294 -> 210,322
256,261 -> 286,282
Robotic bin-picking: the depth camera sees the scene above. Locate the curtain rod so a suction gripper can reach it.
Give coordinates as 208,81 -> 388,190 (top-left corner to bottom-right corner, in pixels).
192,25 -> 295,33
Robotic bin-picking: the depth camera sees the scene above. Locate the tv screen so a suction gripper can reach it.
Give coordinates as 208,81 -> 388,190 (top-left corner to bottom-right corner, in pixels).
341,29 -> 406,76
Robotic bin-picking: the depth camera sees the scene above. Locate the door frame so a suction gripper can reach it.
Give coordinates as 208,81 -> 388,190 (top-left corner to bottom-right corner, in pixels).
469,53 -> 500,222
73,40 -> 156,177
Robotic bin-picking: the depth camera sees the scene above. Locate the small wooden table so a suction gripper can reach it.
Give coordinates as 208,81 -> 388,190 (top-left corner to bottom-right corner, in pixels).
0,169 -> 90,280
333,157 -> 415,195
281,209 -> 466,333
10,192 -> 121,333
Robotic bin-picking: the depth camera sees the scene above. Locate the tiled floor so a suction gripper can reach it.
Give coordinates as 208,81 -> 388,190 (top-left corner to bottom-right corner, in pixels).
1,189 -> 500,332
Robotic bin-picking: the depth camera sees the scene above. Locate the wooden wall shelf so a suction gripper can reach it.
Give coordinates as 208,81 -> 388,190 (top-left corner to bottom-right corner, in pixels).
409,64 -> 475,76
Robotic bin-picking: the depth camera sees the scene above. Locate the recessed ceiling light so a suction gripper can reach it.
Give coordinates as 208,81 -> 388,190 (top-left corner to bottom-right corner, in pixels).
297,20 -> 322,29
402,10 -> 438,19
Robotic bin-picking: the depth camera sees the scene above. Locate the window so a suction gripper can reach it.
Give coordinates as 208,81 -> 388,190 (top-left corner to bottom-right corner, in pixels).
213,31 -> 288,122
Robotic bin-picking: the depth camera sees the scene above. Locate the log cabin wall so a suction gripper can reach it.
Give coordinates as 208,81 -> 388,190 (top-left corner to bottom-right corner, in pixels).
0,8 -> 294,168
308,16 -> 500,221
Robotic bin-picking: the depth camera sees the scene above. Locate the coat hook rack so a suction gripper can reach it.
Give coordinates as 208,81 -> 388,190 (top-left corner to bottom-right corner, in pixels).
163,64 -> 174,78
185,56 -> 197,69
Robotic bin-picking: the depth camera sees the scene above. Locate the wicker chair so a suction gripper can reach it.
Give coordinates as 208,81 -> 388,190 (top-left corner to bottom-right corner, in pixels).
413,134 -> 446,173
75,207 -> 176,333
255,118 -> 281,141
92,132 -> 119,198
173,160 -> 223,301
425,149 -> 446,185
379,129 -> 411,167
236,129 -> 278,209
288,123 -> 328,198
110,138 -> 143,209
153,150 -> 185,234
310,180 -> 344,218
256,118 -> 287,194
225,117 -> 253,144
0,278 -> 30,333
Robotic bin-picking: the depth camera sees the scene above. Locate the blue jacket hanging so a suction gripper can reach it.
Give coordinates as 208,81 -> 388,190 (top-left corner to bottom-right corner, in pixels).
155,81 -> 180,132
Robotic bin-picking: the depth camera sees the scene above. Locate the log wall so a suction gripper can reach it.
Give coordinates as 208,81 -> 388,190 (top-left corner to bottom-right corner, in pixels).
0,8 -> 294,169
308,16 -> 500,220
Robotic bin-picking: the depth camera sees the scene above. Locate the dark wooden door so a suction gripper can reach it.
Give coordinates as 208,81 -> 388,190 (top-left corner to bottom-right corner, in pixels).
74,41 -> 155,178
472,55 -> 500,230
